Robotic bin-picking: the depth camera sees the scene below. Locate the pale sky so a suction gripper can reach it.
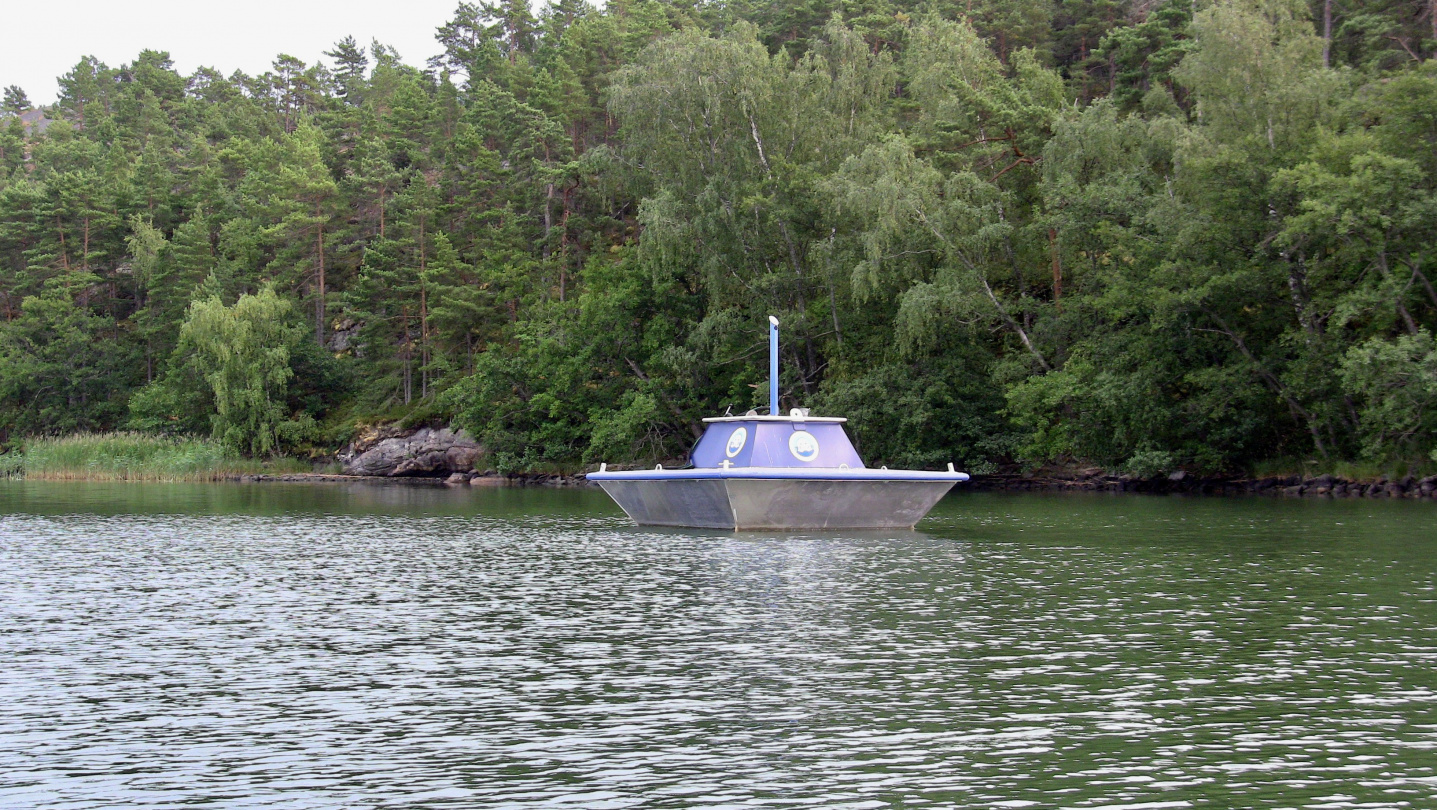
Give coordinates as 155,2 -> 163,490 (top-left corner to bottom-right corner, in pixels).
4,0 -> 467,105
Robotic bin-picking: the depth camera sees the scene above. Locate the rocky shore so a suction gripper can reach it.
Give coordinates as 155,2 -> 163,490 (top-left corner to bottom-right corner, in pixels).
231,424 -> 589,486
968,468 -> 1437,499
229,470 -> 590,487
229,427 -> 1437,500
229,468 -> 1437,499
338,426 -> 483,477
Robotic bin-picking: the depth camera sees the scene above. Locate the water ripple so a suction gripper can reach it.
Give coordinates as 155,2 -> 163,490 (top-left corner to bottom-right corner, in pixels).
0,484 -> 1434,808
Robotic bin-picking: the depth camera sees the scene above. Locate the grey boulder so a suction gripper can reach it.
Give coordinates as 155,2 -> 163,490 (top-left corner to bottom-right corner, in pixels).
340,427 -> 484,477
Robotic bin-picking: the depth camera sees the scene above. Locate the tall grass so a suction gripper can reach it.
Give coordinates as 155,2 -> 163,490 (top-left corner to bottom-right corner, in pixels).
5,433 -> 308,481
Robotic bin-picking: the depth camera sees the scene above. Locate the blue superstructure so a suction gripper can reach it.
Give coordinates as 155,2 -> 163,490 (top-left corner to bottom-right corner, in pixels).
689,418 -> 862,470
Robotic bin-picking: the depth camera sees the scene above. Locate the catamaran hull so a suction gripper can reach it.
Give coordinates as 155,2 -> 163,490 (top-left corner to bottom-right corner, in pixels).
595,478 -> 957,530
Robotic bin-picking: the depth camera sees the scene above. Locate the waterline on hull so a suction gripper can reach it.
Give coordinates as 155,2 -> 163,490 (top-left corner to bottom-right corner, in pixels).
596,477 -> 958,530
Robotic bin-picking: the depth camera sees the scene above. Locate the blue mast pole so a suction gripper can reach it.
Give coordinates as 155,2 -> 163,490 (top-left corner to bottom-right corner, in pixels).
768,316 -> 779,415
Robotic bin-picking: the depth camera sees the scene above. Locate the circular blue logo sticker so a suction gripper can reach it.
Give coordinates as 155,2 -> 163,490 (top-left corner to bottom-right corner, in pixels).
788,431 -> 820,462
725,426 -> 748,458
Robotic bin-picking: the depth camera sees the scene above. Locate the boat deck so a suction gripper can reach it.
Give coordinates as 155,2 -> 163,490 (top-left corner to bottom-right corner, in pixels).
587,466 -> 968,482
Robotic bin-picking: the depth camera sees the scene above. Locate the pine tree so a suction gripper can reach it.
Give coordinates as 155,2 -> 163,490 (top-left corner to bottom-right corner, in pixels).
325,36 -> 370,104
2,86 -> 29,115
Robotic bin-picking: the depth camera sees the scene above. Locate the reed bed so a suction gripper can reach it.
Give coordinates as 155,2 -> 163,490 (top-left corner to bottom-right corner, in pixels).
5,433 -> 307,481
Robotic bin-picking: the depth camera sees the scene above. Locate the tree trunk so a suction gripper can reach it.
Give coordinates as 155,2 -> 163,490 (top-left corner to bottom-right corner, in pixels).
1378,251 -> 1420,335
625,357 -> 703,440
826,232 -> 843,348
1049,227 -> 1062,309
1287,252 -> 1317,341
1204,308 -> 1329,459
802,340 -> 817,397
419,218 -> 429,399
915,208 -> 1050,371
401,307 -> 412,405
558,190 -> 572,303
1405,258 -> 1437,308
543,182 -> 554,261
420,283 -> 429,399
981,272 -> 1050,371
57,217 -> 70,271
315,220 -> 326,346
1323,0 -> 1333,67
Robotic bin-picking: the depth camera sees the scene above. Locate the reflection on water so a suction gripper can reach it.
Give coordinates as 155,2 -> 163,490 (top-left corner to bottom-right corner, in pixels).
1,481 -> 1435,808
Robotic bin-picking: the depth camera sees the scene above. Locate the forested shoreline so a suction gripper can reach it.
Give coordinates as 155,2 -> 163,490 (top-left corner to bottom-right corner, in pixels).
1,0 -> 1435,479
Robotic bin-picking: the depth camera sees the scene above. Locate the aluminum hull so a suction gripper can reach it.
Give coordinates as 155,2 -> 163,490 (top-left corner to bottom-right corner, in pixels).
594,475 -> 959,530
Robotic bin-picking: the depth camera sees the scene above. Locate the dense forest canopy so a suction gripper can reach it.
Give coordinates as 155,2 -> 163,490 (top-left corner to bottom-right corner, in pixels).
1,0 -> 1435,476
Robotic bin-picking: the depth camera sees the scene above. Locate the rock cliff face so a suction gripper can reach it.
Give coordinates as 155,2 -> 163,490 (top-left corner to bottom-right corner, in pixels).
339,427 -> 484,477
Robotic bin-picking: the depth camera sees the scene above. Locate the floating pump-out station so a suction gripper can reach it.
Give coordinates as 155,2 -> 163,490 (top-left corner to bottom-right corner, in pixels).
586,316 -> 969,530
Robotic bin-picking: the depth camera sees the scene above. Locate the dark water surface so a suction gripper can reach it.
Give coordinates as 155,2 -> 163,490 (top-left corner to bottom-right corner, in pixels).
2,481 -> 1436,808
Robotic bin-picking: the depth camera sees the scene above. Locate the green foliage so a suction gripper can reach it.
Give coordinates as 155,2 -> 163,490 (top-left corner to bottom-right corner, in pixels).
171,287 -> 318,456
0,276 -> 138,439
126,369 -> 212,436
1093,0 -> 1192,109
2,86 -> 29,114
448,251 -> 698,467
812,347 -> 1013,473
2,0 -> 1436,476
1123,449 -> 1177,479
1340,330 -> 1437,462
